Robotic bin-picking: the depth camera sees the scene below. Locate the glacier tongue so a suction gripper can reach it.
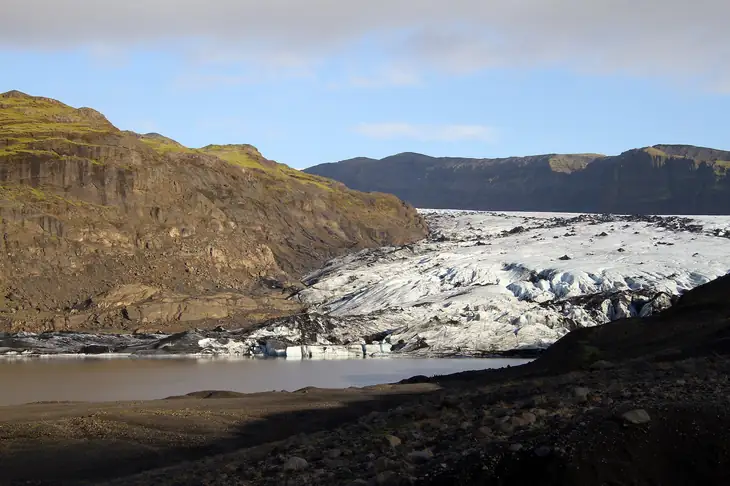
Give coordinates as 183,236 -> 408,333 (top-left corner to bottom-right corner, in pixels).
297,210 -> 730,356
3,210 -> 730,359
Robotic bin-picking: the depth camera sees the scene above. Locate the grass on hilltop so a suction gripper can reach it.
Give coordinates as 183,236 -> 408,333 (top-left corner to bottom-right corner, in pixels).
200,144 -> 338,192
139,133 -> 197,155
0,91 -> 385,200
548,154 -> 604,173
0,91 -> 117,161
200,144 -> 263,169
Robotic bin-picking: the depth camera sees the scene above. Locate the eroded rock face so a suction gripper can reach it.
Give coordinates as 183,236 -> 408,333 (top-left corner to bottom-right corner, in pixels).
0,91 -> 427,332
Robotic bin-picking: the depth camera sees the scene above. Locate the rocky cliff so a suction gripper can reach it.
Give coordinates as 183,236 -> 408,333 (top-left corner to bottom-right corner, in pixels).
0,90 -> 427,333
305,146 -> 730,214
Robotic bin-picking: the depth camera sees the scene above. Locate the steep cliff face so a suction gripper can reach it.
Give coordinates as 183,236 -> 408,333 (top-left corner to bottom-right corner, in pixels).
572,147 -> 730,214
0,91 -> 427,332
305,146 -> 730,214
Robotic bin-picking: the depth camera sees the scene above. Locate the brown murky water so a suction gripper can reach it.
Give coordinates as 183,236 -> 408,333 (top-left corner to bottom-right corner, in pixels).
0,357 -> 531,406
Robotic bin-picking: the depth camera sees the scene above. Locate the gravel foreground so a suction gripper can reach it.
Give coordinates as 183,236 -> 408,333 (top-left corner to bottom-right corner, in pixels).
102,357 -> 730,486
3,275 -> 730,486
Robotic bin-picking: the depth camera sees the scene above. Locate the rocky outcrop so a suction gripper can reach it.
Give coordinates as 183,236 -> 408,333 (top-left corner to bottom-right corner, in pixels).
0,91 -> 427,332
305,145 -> 730,214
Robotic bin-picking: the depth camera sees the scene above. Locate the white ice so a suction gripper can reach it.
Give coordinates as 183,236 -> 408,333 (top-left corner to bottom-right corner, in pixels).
297,210 -> 730,355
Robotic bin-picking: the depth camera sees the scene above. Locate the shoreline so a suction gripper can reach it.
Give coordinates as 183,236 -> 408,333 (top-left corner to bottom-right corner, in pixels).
0,351 -> 543,360
0,355 -> 534,408
2,274 -> 728,484
2,353 -> 729,485
0,334 -> 546,360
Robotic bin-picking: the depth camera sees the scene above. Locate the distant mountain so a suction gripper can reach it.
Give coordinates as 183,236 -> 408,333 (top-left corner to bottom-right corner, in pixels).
305,145 -> 730,214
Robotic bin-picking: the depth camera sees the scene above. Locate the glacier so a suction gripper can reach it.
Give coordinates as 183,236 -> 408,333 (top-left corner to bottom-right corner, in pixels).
2,210 -> 730,358
294,210 -> 730,356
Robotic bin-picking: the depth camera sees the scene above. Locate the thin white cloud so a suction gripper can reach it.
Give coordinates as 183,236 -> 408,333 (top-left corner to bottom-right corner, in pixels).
87,44 -> 130,68
348,67 -> 422,88
354,123 -> 497,143
1,1 -> 728,90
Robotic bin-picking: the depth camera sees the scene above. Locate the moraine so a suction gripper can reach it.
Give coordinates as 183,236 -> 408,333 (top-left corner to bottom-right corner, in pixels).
2,210 -> 730,358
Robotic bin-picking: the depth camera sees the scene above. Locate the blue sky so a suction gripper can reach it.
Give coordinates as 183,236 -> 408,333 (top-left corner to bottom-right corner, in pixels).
1,1 -> 728,169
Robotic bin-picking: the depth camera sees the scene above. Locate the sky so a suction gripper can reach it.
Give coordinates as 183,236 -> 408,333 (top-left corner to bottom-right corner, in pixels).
1,0 -> 729,169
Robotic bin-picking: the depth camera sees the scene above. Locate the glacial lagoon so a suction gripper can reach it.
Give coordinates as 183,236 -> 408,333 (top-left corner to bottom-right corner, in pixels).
0,356 -> 531,406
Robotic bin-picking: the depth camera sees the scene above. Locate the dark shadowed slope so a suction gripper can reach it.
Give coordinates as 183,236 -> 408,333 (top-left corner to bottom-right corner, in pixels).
305,146 -> 730,214
416,273 -> 730,486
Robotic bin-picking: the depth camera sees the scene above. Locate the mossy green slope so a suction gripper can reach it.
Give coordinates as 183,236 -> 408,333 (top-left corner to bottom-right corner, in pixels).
0,90 -> 427,333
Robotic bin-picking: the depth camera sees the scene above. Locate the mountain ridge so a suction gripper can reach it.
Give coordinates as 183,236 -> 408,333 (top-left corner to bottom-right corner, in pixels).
305,144 -> 730,214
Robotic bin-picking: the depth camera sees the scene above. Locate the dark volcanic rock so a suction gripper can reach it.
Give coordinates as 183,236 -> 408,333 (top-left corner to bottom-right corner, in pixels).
529,274 -> 730,373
